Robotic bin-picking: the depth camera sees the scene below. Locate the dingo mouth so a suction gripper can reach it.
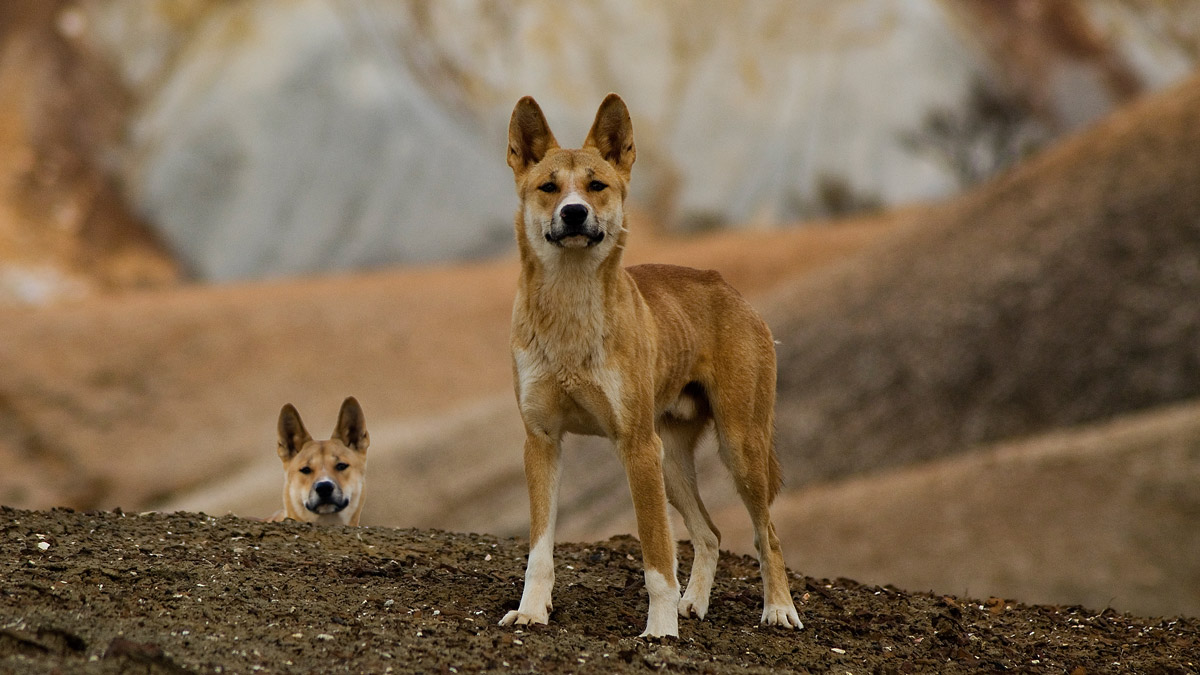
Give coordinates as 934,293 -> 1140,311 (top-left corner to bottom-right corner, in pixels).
546,231 -> 605,248
306,498 -> 349,515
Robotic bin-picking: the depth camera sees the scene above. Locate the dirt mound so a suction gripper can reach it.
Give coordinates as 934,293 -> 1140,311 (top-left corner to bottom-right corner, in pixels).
769,70 -> 1200,483
3,508 -> 1197,674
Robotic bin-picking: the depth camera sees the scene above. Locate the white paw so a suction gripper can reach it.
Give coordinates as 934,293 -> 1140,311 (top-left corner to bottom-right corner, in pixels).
498,608 -> 549,627
760,604 -> 803,629
641,569 -> 680,637
639,618 -> 679,639
678,591 -> 709,620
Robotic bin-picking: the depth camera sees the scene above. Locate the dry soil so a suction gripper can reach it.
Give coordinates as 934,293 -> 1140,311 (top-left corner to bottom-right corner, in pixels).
2,508 -> 1197,674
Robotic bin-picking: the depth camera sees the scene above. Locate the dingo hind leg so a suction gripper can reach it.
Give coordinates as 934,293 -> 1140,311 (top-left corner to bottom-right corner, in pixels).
709,327 -> 802,629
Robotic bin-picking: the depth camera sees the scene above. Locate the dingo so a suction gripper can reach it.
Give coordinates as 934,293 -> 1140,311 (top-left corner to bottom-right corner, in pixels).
269,397 -> 369,526
498,94 -> 801,637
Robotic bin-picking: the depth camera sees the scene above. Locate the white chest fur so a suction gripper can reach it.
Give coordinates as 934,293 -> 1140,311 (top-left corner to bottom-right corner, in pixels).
514,344 -> 625,437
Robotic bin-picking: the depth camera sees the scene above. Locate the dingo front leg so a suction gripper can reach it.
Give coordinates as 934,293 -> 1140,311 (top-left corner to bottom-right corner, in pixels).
500,430 -> 561,627
620,432 -> 680,638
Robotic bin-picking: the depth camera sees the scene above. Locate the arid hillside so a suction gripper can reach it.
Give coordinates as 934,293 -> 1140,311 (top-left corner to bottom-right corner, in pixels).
770,71 -> 1200,482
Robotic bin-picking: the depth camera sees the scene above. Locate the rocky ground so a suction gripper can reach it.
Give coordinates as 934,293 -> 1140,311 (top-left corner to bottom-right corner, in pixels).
2,508 -> 1197,674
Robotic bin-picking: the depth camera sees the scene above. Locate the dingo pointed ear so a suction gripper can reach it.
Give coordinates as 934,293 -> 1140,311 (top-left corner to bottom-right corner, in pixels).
584,93 -> 635,179
277,404 -> 312,461
333,396 -> 369,453
508,96 -> 558,179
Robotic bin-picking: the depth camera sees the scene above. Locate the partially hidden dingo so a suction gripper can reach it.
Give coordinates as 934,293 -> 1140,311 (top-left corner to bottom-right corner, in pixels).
498,94 -> 802,637
269,397 -> 369,526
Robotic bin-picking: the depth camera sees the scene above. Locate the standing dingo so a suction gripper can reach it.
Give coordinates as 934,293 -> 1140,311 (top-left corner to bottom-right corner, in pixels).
498,94 -> 802,637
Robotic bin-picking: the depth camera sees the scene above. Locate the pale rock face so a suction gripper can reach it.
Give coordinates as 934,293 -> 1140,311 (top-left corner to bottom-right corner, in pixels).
77,0 -> 1198,280
90,0 -> 516,280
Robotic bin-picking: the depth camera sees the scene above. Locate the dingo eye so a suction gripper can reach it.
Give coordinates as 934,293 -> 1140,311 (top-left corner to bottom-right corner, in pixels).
299,466 -> 313,475
588,180 -> 608,192
335,462 -> 349,471
537,181 -> 558,193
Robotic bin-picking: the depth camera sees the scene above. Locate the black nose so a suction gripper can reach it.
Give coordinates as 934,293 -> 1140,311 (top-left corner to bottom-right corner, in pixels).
559,203 -> 589,230
314,481 -> 334,499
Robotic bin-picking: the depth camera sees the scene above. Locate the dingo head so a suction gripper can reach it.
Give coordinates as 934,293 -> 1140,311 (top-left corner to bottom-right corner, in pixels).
507,94 -> 636,264
275,397 -> 369,526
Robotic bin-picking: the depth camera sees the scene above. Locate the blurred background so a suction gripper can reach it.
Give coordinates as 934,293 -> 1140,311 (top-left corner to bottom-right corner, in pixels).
2,0 -> 1199,619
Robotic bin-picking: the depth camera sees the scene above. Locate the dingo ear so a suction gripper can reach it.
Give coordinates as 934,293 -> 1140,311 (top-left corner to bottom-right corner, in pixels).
507,96 -> 559,179
277,404 -> 312,462
332,396 -> 369,453
583,93 -> 635,180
